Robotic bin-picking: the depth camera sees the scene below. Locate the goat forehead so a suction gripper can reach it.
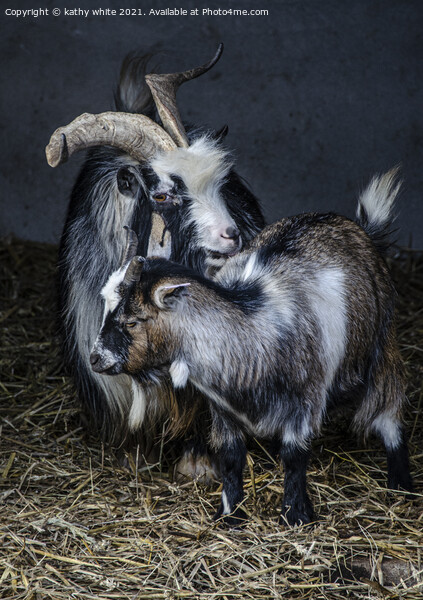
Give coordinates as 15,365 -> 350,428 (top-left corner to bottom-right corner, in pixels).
101,266 -> 127,316
150,137 -> 232,197
129,288 -> 149,311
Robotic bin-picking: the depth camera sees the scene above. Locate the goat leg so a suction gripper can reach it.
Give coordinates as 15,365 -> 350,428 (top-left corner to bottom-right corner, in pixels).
385,428 -> 414,495
279,442 -> 314,526
213,435 -> 247,526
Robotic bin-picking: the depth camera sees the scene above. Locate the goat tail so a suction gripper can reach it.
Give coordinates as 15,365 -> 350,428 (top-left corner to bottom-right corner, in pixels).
356,167 -> 401,253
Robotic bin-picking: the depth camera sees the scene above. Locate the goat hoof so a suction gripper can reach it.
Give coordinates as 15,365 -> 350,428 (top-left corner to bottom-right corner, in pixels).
280,499 -> 315,527
387,481 -> 416,502
387,475 -> 414,497
213,507 -> 248,528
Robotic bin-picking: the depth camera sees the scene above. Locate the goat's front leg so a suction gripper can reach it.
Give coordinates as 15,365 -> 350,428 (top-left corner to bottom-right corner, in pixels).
211,415 -> 247,526
214,436 -> 247,525
278,442 -> 314,526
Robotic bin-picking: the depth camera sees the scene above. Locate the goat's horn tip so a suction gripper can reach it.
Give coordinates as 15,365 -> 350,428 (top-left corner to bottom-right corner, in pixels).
46,132 -> 68,167
45,142 -> 58,167
124,227 -> 139,246
208,44 -> 224,69
45,150 -> 56,168
124,225 -> 137,235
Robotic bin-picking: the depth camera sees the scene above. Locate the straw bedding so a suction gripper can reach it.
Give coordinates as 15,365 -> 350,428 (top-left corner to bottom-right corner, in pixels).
0,239 -> 422,599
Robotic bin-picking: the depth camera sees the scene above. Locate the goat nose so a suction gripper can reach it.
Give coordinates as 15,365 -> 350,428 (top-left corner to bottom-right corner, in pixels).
90,351 -> 109,374
222,226 -> 240,241
90,351 -> 101,367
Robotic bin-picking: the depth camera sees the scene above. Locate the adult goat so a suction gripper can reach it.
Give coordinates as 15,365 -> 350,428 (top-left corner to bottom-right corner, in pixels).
46,45 -> 265,464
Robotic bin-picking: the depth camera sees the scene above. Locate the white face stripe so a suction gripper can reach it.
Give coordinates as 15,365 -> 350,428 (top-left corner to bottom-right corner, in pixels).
150,136 -> 238,253
100,213 -> 172,326
100,265 -> 127,323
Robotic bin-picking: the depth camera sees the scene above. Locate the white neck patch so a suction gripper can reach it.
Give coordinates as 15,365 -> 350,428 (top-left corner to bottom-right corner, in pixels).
128,380 -> 147,430
169,359 -> 190,388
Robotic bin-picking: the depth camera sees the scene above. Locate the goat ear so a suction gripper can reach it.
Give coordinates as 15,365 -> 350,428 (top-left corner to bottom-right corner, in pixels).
117,166 -> 142,198
154,283 -> 191,309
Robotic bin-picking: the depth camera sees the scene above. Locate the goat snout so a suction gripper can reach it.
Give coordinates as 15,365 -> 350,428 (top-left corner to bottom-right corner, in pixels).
221,226 -> 240,242
90,349 -> 119,374
217,226 -> 242,256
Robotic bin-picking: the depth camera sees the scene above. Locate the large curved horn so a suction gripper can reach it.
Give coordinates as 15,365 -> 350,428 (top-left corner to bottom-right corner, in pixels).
145,43 -> 224,148
46,112 -> 176,168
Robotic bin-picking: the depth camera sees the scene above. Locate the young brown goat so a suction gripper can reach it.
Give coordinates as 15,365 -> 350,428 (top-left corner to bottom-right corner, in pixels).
91,170 -> 413,526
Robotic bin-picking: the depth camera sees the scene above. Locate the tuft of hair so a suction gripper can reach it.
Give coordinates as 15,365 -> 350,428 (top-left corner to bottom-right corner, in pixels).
151,135 -> 232,196
356,167 -> 401,254
114,52 -> 158,117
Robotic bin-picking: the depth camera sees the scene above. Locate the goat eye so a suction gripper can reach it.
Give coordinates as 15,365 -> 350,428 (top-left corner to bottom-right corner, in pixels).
153,193 -> 167,202
126,321 -> 137,329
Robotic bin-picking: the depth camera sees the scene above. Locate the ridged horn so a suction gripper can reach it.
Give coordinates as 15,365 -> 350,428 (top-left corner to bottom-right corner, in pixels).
121,226 -> 139,268
145,43 -> 224,148
123,256 -> 145,286
46,111 -> 177,168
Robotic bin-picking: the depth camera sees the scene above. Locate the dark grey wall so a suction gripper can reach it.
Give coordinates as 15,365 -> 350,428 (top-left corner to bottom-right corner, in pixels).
1,0 -> 422,248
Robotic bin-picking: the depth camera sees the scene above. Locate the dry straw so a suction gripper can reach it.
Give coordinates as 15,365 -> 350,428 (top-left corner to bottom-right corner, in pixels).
1,239 -> 422,599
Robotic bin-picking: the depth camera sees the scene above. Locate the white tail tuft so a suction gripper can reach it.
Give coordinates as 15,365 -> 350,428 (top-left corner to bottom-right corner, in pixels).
357,167 -> 401,230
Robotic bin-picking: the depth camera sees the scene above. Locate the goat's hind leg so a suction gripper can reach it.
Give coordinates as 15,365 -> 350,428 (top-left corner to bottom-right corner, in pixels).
370,411 -> 414,494
354,341 -> 414,496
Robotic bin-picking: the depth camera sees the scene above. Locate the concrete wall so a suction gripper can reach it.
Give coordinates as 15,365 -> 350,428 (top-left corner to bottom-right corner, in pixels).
1,0 -> 422,248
